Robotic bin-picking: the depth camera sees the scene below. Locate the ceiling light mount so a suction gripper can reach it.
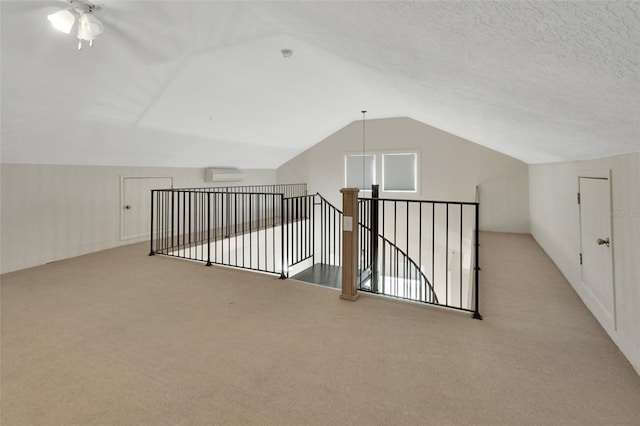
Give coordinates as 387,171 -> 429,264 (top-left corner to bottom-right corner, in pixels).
281,49 -> 293,58
69,0 -> 99,14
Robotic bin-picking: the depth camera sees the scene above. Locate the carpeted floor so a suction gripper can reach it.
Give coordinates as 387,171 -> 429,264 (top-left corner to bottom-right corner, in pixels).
1,232 -> 639,425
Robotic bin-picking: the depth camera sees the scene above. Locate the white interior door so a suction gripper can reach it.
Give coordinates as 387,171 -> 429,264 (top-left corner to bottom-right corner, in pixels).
122,177 -> 173,240
579,176 -> 615,329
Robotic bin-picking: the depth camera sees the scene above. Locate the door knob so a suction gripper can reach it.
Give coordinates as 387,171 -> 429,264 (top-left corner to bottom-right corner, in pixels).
597,237 -> 610,247
125,205 -> 132,210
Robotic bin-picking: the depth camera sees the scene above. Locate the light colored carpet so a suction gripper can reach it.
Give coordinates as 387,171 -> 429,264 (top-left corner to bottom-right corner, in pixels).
1,232 -> 639,425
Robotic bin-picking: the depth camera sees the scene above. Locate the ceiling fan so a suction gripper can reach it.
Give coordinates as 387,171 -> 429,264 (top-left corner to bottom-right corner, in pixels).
47,0 -> 104,50
37,0 -> 185,62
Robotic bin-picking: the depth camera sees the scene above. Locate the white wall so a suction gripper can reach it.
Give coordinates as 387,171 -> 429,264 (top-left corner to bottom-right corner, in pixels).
529,153 -> 640,374
277,117 -> 530,233
0,164 -> 275,274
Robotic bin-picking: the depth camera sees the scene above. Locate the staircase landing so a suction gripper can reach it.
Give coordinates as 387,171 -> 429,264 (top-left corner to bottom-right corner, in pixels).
291,264 -> 374,291
291,264 -> 342,289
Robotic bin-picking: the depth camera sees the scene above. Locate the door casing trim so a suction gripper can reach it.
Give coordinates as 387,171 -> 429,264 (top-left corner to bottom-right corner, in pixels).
577,169 -> 616,331
120,175 -> 174,241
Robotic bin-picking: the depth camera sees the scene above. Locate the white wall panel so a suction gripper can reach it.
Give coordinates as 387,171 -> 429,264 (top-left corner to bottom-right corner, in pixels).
0,164 -> 275,274
529,153 -> 640,374
277,117 -> 530,233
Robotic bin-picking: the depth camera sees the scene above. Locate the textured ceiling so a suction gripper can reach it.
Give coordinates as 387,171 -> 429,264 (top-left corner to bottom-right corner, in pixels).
1,1 -> 639,168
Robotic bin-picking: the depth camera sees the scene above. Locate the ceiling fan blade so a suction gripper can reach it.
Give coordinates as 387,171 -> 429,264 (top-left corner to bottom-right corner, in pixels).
95,3 -> 189,64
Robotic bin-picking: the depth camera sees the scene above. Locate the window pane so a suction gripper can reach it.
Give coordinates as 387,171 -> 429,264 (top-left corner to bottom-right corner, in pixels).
345,154 -> 375,190
383,153 -> 416,192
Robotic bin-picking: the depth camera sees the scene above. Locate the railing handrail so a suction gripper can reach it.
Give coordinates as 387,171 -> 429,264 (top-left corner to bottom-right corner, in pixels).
170,183 -> 308,193
155,189 -> 289,196
357,219 -> 439,304
314,193 -> 343,212
359,195 -> 478,206
285,194 -> 317,201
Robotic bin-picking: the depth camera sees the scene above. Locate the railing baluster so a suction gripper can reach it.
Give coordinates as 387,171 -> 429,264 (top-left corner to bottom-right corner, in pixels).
249,194 -> 253,269
241,194 -> 245,268
149,190 -> 155,256
418,201 -> 422,300
446,202 -> 449,307
272,194 -> 276,272
280,195 -> 286,279
206,193 -> 212,266
473,204 -> 482,320
460,203 -> 463,309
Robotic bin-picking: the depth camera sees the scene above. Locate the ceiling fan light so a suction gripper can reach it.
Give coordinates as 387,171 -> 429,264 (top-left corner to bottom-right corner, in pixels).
77,12 -> 103,40
47,9 -> 75,34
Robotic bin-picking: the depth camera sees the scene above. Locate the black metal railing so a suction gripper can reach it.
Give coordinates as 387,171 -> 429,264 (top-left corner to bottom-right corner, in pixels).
150,184 -> 345,279
149,182 -> 480,319
282,195 -> 313,274
317,194 -> 342,268
150,184 -> 306,275
279,193 -> 342,277
357,185 -> 481,318
359,220 -> 438,304
174,183 -> 308,198
150,190 -> 286,274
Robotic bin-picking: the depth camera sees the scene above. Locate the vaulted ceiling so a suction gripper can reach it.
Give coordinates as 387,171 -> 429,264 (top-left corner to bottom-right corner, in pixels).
1,1 -> 639,168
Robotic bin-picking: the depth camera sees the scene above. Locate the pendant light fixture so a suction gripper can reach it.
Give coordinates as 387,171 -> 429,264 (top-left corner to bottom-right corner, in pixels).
361,110 -> 367,192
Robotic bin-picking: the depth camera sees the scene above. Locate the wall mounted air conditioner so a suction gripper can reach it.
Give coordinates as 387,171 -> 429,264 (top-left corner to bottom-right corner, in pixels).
204,168 -> 244,183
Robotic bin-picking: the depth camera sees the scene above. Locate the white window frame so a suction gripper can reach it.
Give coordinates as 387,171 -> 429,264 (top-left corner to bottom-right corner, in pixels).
343,149 -> 420,195
344,153 -> 376,192
381,152 -> 418,193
